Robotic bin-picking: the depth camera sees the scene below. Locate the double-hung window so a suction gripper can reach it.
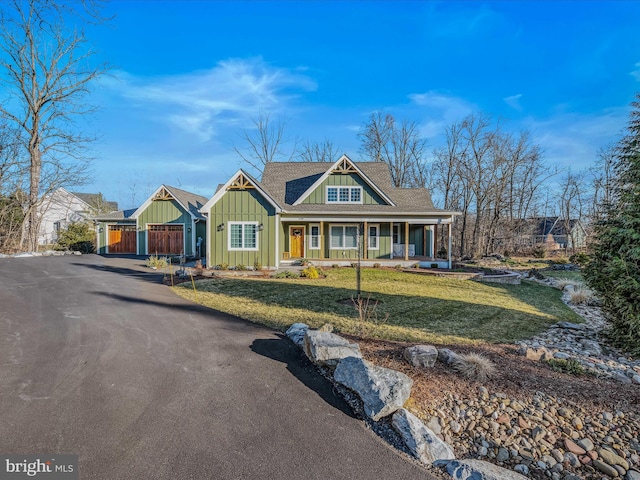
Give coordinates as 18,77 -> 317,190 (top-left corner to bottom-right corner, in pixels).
326,186 -> 363,204
368,224 -> 379,250
228,222 -> 258,250
330,225 -> 358,249
309,224 -> 320,249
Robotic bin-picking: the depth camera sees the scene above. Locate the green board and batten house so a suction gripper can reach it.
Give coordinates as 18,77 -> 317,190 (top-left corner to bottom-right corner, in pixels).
201,155 -> 459,269
95,185 -> 208,257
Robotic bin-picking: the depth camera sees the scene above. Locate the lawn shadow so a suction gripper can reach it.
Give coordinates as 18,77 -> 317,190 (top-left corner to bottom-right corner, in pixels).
250,336 -> 356,418
181,276 -> 573,343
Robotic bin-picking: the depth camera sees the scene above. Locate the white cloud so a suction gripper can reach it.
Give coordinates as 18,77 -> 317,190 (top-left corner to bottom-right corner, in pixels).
504,93 -> 523,111
407,91 -> 476,138
631,61 -> 640,81
103,58 -> 317,141
523,106 -> 628,172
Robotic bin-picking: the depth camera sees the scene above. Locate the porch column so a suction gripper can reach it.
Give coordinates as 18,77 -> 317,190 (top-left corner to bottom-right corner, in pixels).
404,221 -> 409,261
433,224 -> 438,258
320,221 -> 325,259
448,221 -> 452,269
363,221 -> 368,260
423,226 -> 427,259
390,222 -> 394,259
431,225 -> 436,258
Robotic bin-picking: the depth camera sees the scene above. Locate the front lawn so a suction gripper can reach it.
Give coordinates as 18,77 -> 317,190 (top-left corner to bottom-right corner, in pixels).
173,268 -> 583,345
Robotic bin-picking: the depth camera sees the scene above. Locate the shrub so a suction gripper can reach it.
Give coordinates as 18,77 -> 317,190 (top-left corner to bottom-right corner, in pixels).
216,263 -> 229,271
450,353 -> 496,382
545,358 -> 587,376
55,222 -> 95,253
274,270 -> 299,279
373,263 -> 381,269
555,279 -> 581,291
331,264 -> 340,269
569,287 -> 595,305
569,252 -> 590,266
552,256 -> 569,265
299,258 -> 309,266
430,263 -> 439,269
193,259 -> 204,276
301,266 -> 320,279
319,323 -> 334,332
146,254 -> 169,268
532,246 -> 546,258
353,295 -> 389,336
253,259 -> 262,271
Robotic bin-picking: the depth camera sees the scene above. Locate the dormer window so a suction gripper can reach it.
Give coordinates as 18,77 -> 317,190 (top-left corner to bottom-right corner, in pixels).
326,186 -> 362,204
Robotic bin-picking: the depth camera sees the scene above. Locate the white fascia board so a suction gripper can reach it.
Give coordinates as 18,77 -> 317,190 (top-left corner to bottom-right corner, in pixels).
280,215 -> 456,224
291,154 -> 396,207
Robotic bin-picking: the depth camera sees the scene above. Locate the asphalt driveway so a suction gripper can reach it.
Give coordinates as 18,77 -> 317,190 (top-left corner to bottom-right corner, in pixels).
0,255 -> 435,479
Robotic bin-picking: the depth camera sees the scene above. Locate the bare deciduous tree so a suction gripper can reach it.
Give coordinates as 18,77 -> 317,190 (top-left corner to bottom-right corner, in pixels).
297,138 -> 340,163
358,112 -> 429,188
0,0 -> 109,251
233,112 -> 295,171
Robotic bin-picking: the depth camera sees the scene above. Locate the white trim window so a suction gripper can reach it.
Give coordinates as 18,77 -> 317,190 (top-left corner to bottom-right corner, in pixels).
309,224 -> 320,249
330,225 -> 358,249
228,222 -> 258,251
326,186 -> 363,204
368,224 -> 380,250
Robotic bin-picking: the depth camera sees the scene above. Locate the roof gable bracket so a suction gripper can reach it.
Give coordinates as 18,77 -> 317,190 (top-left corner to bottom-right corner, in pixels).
227,173 -> 255,190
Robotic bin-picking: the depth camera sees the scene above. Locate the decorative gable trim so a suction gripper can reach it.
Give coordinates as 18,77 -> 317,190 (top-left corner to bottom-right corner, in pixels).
227,172 -> 255,190
200,169 -> 281,214
291,154 -> 396,206
153,186 -> 175,201
132,184 -> 195,220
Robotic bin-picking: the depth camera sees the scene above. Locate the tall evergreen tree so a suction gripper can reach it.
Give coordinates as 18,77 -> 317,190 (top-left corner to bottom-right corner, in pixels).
585,94 -> 640,355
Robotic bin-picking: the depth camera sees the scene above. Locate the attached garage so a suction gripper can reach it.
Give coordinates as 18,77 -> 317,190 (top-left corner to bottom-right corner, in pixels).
147,224 -> 184,255
108,225 -> 137,253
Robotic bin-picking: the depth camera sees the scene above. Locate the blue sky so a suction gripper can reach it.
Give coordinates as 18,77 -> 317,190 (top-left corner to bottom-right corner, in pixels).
83,1 -> 640,209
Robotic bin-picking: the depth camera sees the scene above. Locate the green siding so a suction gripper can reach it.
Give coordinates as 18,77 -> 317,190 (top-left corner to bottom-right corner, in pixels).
138,199 -> 193,255
280,221 -> 393,261
209,189 -> 276,268
301,173 -> 387,205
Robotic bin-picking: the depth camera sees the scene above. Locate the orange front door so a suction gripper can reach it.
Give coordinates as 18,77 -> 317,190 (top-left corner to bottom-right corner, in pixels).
290,226 -> 305,258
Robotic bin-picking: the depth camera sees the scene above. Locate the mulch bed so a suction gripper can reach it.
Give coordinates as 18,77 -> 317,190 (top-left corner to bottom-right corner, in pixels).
345,336 -> 640,413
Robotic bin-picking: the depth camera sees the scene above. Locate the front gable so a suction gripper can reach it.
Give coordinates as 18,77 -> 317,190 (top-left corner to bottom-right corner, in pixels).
133,186 -> 192,220
291,155 -> 395,207
200,170 -> 281,214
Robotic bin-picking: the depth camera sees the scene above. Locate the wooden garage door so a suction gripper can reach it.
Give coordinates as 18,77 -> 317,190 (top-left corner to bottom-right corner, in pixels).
108,225 -> 137,254
148,225 -> 184,255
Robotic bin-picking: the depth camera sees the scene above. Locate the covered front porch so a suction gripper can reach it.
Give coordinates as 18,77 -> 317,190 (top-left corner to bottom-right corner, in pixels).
278,217 -> 455,269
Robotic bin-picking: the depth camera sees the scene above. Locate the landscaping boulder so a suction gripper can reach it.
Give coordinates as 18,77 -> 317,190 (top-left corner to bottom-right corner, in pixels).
303,330 -> 361,367
518,345 -> 552,361
334,356 -> 412,421
285,323 -> 309,348
434,459 -> 529,480
437,348 -> 461,365
404,345 -> 438,368
391,408 -> 455,464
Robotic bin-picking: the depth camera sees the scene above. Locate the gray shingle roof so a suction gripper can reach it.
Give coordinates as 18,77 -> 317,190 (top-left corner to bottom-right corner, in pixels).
163,185 -> 209,220
94,208 -> 137,221
259,161 -> 444,214
70,192 -> 118,212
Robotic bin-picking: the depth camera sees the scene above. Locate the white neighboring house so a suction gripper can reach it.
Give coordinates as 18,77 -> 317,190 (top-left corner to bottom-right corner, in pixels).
37,188 -> 118,246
